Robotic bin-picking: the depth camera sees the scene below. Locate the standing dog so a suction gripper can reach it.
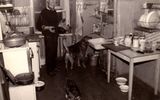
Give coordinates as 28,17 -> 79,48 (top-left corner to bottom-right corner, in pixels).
63,36 -> 91,71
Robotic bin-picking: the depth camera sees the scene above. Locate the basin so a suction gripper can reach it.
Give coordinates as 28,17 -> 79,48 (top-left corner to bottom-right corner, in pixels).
88,38 -> 108,50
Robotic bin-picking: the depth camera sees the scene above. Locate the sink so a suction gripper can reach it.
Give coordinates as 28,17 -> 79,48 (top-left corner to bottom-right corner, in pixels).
88,38 -> 109,50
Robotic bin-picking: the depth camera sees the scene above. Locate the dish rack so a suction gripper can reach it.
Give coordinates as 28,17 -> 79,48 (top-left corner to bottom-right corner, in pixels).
135,3 -> 160,33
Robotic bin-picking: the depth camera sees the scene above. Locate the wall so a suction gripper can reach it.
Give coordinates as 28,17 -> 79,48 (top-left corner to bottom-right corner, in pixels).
116,0 -> 160,92
82,0 -> 100,36
13,0 -> 34,27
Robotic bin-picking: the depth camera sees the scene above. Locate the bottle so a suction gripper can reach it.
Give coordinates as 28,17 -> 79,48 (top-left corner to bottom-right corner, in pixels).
139,36 -> 146,51
100,0 -> 106,12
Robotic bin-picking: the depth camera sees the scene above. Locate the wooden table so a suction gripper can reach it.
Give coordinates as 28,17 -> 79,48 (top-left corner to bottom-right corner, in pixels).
107,48 -> 160,100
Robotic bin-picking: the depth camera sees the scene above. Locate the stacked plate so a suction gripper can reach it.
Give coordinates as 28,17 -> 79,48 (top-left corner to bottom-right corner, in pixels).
138,11 -> 160,28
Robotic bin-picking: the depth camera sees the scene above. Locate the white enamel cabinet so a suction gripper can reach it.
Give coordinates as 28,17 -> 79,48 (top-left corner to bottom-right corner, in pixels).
1,46 -> 37,100
9,84 -> 36,100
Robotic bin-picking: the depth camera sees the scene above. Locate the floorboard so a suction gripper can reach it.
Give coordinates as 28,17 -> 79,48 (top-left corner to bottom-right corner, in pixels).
36,59 -> 160,100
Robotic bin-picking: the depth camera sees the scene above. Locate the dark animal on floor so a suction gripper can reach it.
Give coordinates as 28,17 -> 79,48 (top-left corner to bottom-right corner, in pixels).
63,36 -> 91,71
65,79 -> 81,100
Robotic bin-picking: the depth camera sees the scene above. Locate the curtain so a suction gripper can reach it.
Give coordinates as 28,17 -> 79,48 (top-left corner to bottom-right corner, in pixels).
75,0 -> 84,42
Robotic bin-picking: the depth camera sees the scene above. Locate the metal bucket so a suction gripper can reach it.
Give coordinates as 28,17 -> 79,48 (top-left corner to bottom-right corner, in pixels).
90,54 -> 99,66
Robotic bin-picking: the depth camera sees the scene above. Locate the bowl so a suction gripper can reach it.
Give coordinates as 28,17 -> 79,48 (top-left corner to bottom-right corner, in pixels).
35,81 -> 45,91
115,77 -> 127,86
119,85 -> 129,92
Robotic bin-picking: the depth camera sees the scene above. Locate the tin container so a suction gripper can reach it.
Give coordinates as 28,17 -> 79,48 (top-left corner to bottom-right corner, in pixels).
132,36 -> 139,48
124,35 -> 132,47
139,36 -> 146,51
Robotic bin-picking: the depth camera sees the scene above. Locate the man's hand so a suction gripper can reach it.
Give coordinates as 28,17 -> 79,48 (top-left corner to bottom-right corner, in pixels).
42,25 -> 55,33
49,27 -> 55,33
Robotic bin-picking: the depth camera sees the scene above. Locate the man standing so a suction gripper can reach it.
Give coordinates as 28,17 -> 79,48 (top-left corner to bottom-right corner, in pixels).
36,0 -> 60,76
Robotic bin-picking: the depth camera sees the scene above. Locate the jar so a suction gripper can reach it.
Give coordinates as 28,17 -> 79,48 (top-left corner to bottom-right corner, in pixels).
132,36 -> 139,48
139,36 -> 146,51
124,35 -> 132,47
145,41 -> 153,53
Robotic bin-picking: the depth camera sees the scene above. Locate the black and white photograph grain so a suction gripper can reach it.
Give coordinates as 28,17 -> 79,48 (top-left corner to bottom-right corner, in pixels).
0,0 -> 160,100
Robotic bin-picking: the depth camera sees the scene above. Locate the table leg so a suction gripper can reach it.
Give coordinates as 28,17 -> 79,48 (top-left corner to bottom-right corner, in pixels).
128,60 -> 134,100
107,50 -> 111,83
59,37 -> 63,57
154,59 -> 160,95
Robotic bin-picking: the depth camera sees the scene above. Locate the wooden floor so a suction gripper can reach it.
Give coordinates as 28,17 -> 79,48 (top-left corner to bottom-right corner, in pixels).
36,59 -> 159,100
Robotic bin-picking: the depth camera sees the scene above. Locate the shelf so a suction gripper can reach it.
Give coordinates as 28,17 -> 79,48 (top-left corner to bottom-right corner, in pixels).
99,9 -> 114,14
142,7 -> 160,10
0,4 -> 13,9
142,3 -> 160,10
134,26 -> 160,33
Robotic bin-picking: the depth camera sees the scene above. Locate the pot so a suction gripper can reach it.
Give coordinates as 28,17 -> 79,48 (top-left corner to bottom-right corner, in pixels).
3,32 -> 26,48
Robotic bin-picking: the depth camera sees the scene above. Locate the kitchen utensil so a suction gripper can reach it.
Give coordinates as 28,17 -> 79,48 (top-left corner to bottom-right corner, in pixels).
35,81 -> 45,91
145,11 -> 159,28
124,35 -> 132,47
139,36 -> 146,51
3,32 -> 26,47
0,65 -> 34,85
138,10 -> 159,28
115,77 -> 127,86
119,85 -> 129,92
132,36 -> 139,48
139,13 -> 147,27
145,41 -> 153,53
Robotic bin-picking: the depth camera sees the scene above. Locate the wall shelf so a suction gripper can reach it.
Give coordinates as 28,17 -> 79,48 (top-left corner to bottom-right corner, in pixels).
0,4 -> 13,8
134,26 -> 160,33
0,4 -> 13,11
142,3 -> 160,10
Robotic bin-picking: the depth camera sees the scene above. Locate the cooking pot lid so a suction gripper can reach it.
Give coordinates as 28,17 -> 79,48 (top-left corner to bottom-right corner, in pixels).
15,72 -> 34,85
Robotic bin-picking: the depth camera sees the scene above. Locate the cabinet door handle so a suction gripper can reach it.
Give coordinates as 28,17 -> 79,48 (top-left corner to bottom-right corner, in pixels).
29,48 -> 34,58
